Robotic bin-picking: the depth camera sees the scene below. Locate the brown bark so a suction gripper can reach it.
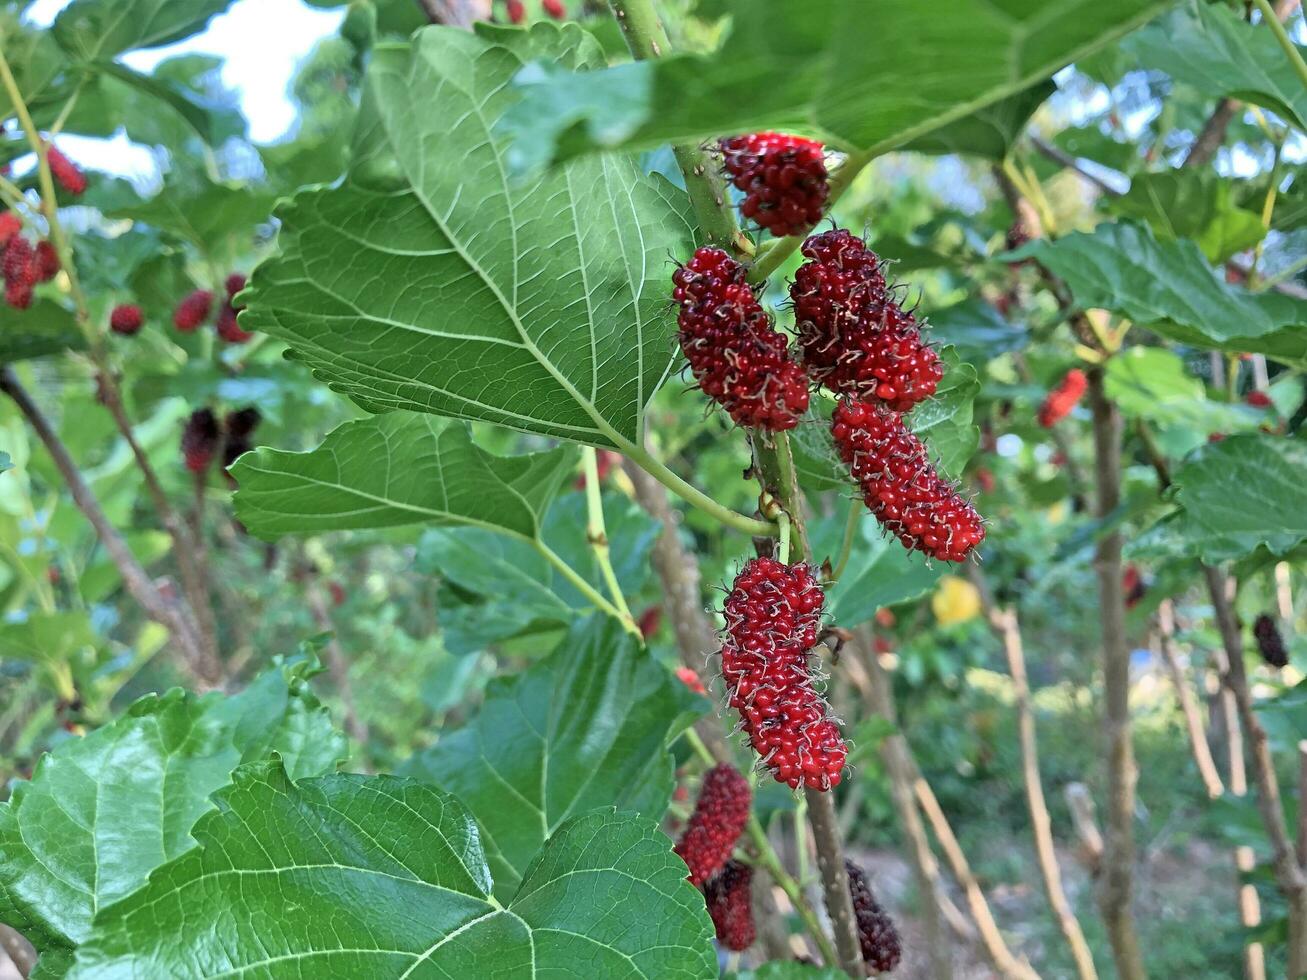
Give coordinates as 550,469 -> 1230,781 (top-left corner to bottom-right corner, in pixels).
1086,367 -> 1146,980
0,924 -> 35,979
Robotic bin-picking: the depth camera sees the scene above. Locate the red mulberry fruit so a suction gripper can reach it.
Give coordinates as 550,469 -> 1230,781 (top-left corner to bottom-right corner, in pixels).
720,133 -> 828,238
47,146 -> 86,196
3,235 -> 34,285
703,860 -> 755,952
34,241 -> 59,282
4,280 -> 32,310
846,860 -> 902,974
1254,614 -> 1288,669
1245,390 -> 1272,408
674,764 -> 751,886
542,0 -> 565,17
216,273 -> 252,343
1123,564 -> 1146,610
181,408 -> 221,474
1038,369 -> 1087,427
790,229 -> 942,412
831,398 -> 985,563
720,558 -> 846,790
672,247 -> 809,431
675,665 -> 706,695
0,211 -> 20,247
110,304 -> 144,336
506,0 -> 526,21
173,289 -> 213,331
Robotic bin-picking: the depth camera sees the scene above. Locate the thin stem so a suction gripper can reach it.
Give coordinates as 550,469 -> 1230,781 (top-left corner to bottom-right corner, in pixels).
1253,0 -> 1307,90
777,510 -> 791,565
582,448 -> 638,634
681,728 -> 839,966
1155,599 -> 1224,799
623,440 -> 776,538
48,82 -> 83,137
748,148 -> 876,283
830,498 -> 860,583
534,537 -> 637,634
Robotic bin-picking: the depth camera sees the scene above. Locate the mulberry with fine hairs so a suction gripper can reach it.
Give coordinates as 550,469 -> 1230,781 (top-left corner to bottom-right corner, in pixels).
674,764 -> 751,886
181,408 -> 221,474
173,289 -> 214,331
790,229 -> 942,412
720,133 -> 829,238
110,304 -> 144,336
1254,614 -> 1288,669
832,398 -> 985,563
720,557 -> 846,790
1038,368 -> 1087,427
672,247 -> 809,431
703,860 -> 755,951
845,860 -> 902,974
47,146 -> 87,196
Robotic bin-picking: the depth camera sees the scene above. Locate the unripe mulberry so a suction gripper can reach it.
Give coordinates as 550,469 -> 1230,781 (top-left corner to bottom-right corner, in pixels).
1254,614 -> 1288,669
790,229 -> 942,412
181,408 -> 221,474
34,241 -> 59,282
720,133 -> 828,238
47,146 -> 86,196
1038,369 -> 1087,427
672,247 -> 809,431
674,764 -> 751,886
703,860 -> 755,952
173,289 -> 213,331
542,0 -> 565,17
110,304 -> 144,336
831,399 -> 985,563
845,860 -> 902,974
0,211 -> 20,247
720,558 -> 846,790
506,0 -> 526,21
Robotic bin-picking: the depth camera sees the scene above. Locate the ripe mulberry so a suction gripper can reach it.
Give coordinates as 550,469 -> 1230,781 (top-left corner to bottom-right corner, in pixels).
181,408 -> 221,474
831,398 -> 985,563
3,236 -> 35,309
674,764 -> 751,886
790,229 -> 942,412
34,241 -> 59,282
720,133 -> 828,238
542,0 -> 565,17
110,304 -> 144,336
672,247 -> 809,431
703,860 -> 755,952
1123,564 -> 1146,610
222,406 -> 262,475
845,860 -> 902,974
173,289 -> 213,331
4,280 -> 32,310
1245,390 -> 1273,409
1038,369 -> 1087,427
47,146 -> 86,196
506,0 -> 526,21
720,558 -> 846,790
1254,614 -> 1288,669
216,273 -> 252,343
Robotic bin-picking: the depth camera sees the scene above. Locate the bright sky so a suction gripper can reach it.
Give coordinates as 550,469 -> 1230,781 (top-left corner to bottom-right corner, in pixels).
25,0 -> 344,175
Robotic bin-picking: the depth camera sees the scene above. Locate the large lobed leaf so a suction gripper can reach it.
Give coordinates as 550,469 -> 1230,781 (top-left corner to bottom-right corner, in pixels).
52,0 -> 235,61
233,414 -> 575,541
1106,171 -> 1266,264
244,24 -> 694,451
1010,221 -> 1307,365
68,762 -> 716,978
404,616 -> 703,900
0,663 -> 344,967
501,0 -> 1175,168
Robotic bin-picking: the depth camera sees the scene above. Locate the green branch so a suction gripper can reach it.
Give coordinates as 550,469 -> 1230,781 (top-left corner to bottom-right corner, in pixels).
582,447 -> 640,637
1252,0 -> 1307,91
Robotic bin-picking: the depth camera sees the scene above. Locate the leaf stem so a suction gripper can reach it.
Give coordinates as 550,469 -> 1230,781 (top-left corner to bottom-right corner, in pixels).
777,510 -> 791,564
623,441 -> 776,537
582,447 -> 639,636
681,728 -> 839,965
534,537 -> 639,637
748,148 -> 876,283
830,498 -> 861,583
1252,0 -> 1307,91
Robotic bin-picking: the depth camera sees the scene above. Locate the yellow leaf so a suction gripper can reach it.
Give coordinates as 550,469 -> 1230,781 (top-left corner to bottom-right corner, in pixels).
931,575 -> 981,626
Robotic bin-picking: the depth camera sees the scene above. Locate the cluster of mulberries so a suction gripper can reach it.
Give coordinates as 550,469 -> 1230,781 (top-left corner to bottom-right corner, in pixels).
1038,369 -> 1087,427
674,764 -> 751,886
3,234 -> 60,310
720,133 -> 829,238
109,304 -> 144,336
172,274 -> 253,342
831,399 -> 985,563
703,860 -> 755,951
1254,614 -> 1288,669
720,557 -> 846,790
181,406 -> 261,478
845,861 -> 902,974
47,146 -> 86,196
790,229 -> 942,412
672,247 -> 809,431
503,0 -> 562,20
